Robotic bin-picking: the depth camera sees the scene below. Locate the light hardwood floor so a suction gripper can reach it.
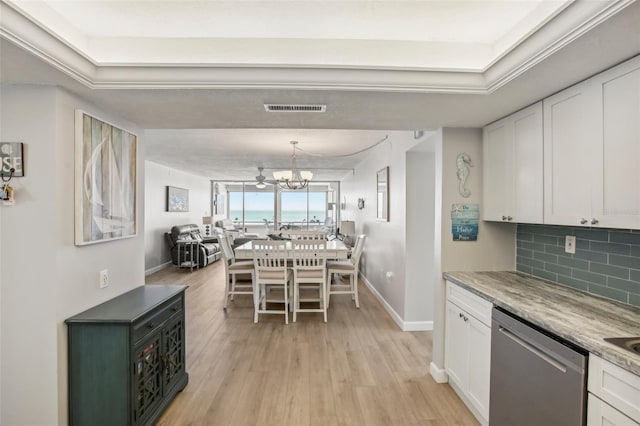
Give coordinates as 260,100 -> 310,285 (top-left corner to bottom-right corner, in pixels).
146,261 -> 478,426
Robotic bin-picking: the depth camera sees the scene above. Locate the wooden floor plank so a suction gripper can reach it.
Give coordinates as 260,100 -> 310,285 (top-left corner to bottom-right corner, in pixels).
147,261 -> 478,425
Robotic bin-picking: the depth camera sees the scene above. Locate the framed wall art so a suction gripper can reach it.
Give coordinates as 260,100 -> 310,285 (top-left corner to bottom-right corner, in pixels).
167,186 -> 189,212
75,110 -> 137,245
376,166 -> 389,221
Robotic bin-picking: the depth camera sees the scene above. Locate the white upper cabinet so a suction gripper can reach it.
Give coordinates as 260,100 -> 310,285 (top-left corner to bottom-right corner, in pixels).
597,60 -> 640,229
544,56 -> 640,229
483,102 -> 543,223
543,81 -> 600,226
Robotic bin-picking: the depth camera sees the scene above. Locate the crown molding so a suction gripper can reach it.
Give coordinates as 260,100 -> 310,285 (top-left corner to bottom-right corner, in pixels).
484,0 -> 637,92
0,0 -> 634,94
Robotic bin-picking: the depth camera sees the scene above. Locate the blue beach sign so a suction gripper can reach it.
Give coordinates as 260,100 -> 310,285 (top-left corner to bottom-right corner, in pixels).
451,204 -> 479,241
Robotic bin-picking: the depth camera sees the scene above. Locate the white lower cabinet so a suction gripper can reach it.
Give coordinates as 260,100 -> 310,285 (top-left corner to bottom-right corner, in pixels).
588,354 -> 640,426
445,281 -> 492,425
588,394 -> 639,426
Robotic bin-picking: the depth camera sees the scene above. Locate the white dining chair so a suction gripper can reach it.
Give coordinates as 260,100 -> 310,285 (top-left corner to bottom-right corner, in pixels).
326,234 -> 366,308
217,232 -> 255,309
252,240 -> 292,324
291,240 -> 328,322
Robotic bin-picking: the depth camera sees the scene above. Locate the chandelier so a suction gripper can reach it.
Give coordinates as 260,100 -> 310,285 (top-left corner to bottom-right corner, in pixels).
273,141 -> 313,190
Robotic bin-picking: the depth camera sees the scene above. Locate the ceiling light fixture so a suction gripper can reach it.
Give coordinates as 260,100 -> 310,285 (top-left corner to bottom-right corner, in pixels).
273,141 -> 313,190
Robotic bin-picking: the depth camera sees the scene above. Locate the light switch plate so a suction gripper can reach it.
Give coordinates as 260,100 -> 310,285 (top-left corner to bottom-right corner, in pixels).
565,236 -> 576,254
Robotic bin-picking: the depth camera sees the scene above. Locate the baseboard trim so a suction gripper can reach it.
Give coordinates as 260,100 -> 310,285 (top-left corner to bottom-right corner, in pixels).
429,361 -> 448,383
359,273 -> 405,331
403,321 -> 434,331
145,262 -> 171,276
359,273 -> 433,332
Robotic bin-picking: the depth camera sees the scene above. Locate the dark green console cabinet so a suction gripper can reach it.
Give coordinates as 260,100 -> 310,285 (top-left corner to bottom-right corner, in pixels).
66,285 -> 188,426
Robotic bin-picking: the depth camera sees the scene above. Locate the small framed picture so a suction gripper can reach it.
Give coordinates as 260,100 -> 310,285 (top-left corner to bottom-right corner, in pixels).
167,186 -> 189,212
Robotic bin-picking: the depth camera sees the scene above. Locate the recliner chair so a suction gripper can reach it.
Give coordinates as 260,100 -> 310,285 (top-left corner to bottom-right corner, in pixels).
165,224 -> 222,268
213,218 -> 260,247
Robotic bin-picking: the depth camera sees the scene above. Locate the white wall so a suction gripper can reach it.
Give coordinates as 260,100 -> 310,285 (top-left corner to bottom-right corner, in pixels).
0,85 -> 145,425
144,161 -> 212,273
430,128 -> 515,377
405,151 -> 436,324
341,131 -> 427,325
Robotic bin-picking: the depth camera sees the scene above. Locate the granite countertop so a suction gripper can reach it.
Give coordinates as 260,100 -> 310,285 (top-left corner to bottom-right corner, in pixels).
443,271 -> 640,376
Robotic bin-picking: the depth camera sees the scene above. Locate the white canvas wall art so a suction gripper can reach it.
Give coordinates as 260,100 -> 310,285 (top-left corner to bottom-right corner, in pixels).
75,110 -> 137,245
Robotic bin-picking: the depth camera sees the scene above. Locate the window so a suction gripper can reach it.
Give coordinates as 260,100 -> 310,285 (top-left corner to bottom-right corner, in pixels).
218,181 -> 338,233
228,185 -> 275,226
280,189 -> 327,228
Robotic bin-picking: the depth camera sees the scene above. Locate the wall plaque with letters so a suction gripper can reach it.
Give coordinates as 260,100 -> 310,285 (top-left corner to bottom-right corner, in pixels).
0,142 -> 24,177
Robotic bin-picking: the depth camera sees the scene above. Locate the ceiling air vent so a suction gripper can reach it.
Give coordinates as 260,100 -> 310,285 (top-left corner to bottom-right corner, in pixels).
264,104 -> 326,113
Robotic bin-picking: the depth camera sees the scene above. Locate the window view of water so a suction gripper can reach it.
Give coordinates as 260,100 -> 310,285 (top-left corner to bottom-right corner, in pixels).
230,210 -> 327,224
228,190 -> 329,225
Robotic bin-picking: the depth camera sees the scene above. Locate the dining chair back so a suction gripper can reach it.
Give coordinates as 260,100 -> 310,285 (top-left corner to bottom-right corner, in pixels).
252,240 -> 292,324
291,240 -> 328,322
327,234 -> 367,308
282,230 -> 327,240
217,232 -> 255,309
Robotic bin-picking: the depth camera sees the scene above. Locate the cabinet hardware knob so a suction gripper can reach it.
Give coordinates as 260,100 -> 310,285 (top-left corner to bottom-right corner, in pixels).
147,322 -> 155,329
579,218 -> 588,225
459,313 -> 464,318
590,218 -> 599,225
502,215 -> 507,221
507,216 -> 513,221
171,306 -> 178,312
463,316 -> 469,322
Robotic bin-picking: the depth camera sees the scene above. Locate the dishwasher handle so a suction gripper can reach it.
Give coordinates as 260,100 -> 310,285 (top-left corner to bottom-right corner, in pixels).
498,325 -> 567,373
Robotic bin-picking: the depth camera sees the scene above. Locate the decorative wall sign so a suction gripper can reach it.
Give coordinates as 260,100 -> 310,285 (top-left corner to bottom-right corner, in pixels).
456,152 -> 473,198
451,203 -> 479,241
0,142 -> 24,177
167,186 -> 189,212
75,110 -> 137,245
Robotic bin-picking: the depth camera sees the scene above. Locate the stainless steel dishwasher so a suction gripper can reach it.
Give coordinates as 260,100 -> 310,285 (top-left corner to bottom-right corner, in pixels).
490,307 -> 588,426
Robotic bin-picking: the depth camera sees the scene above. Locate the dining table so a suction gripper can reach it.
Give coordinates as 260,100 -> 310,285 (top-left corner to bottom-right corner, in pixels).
233,239 -> 351,260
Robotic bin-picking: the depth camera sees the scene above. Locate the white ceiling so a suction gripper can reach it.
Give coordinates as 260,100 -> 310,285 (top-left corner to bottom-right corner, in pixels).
8,0 -> 569,70
1,0 -> 639,181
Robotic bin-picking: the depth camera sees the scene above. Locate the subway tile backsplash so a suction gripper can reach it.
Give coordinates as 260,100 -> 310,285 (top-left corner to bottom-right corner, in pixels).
516,224 -> 640,308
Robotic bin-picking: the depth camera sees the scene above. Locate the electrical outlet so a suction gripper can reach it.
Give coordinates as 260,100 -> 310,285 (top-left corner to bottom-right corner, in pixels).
99,269 -> 109,288
565,236 -> 576,254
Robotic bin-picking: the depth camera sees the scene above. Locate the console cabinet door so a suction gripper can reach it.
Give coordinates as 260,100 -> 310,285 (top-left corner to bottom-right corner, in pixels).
133,332 -> 164,425
163,312 -> 187,395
